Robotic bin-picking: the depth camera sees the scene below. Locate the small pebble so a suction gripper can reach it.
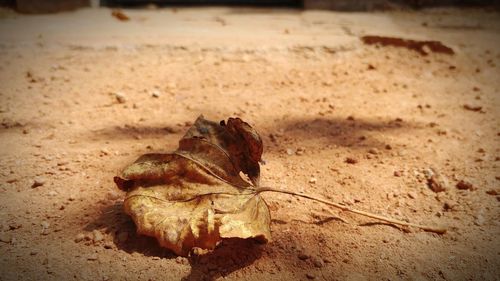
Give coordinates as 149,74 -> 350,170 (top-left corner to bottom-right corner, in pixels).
87,254 -> 98,261
104,241 -> 114,249
75,233 -> 86,243
8,222 -> 22,230
32,177 -> 46,188
443,202 -> 454,211
407,191 -> 417,199
474,214 -> 485,226
311,256 -> 324,268
368,148 -> 379,155
92,230 -> 104,243
306,273 -> 316,279
114,92 -> 126,104
345,157 -> 358,164
151,90 -> 161,98
286,148 -> 294,155
385,144 -> 392,150
423,168 -> 434,179
394,171 -> 402,177
41,221 -> 50,229
428,173 -> 448,193
298,252 -> 309,260
41,221 -> 50,235
463,104 -> 482,112
0,233 -> 12,243
308,178 -> 317,184
456,180 -> 475,190
485,189 -> 498,196
6,178 -> 18,183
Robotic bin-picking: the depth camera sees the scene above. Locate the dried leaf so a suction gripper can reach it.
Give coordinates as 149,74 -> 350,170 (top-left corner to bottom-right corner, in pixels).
114,115 -> 269,256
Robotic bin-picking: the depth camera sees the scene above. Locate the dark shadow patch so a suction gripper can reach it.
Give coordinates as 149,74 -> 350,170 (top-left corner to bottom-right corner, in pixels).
264,116 -> 421,151
182,238 -> 264,281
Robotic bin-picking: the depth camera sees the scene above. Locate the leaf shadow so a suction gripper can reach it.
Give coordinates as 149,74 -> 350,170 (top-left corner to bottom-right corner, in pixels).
182,238 -> 264,281
263,116 -> 423,152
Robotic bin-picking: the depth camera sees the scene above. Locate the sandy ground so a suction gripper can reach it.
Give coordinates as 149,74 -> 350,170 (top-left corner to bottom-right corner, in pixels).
0,6 -> 499,281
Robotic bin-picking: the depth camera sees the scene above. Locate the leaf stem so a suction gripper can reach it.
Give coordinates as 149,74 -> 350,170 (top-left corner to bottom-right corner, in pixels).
256,187 -> 446,234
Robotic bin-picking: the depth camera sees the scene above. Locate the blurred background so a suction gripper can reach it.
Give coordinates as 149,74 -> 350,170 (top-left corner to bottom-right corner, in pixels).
2,0 -> 499,13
